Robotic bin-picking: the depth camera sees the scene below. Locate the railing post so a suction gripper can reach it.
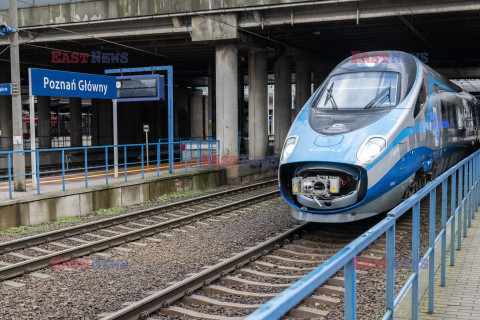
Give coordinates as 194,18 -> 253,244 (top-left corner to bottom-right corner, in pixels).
124,146 -> 128,182
197,141 -> 200,170
386,223 -> 395,319
7,153 -> 12,199
468,160 -> 472,227
464,163 -> 468,237
61,149 -> 66,191
428,189 -> 436,313
208,139 -> 212,168
451,172 -> 456,266
36,150 -> 40,195
441,180 -> 447,286
141,145 -> 144,179
157,142 -> 160,177
412,202 -> 420,320
458,166 -> 463,250
84,148 -> 88,188
344,258 -> 357,320
477,156 -> 480,208
184,142 -> 188,172
105,147 -> 109,185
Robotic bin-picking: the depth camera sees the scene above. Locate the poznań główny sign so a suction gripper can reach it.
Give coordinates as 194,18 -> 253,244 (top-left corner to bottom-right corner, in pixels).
29,68 -> 117,99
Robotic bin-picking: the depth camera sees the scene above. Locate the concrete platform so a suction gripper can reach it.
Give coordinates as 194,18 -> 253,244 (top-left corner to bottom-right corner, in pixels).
0,163 -> 227,230
418,214 -> 480,320
0,159 -> 278,230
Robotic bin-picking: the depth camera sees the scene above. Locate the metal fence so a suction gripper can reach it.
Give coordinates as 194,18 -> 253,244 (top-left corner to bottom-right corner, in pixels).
0,138 -> 219,199
246,148 -> 480,320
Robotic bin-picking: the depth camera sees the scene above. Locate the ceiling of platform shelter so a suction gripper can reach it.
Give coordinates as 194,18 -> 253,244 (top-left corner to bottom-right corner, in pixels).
1,0 -> 480,88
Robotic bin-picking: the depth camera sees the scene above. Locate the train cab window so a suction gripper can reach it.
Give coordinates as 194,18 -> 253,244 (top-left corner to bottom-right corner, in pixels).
313,71 -> 400,109
414,81 -> 427,118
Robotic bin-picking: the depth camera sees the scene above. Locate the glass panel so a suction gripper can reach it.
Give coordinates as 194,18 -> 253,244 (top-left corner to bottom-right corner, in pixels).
314,72 -> 400,109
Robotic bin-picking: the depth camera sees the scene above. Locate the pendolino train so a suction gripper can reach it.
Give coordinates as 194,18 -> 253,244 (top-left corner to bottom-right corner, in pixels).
279,51 -> 480,223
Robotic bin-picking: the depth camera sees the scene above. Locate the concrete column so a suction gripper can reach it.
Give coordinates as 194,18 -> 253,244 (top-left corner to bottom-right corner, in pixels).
37,96 -> 51,148
294,56 -> 311,119
90,99 -> 99,146
215,42 -> 238,157
274,54 -> 292,155
98,99 -> 113,146
69,98 -> 82,147
248,49 -> 268,158
313,63 -> 329,91
191,90 -> 204,138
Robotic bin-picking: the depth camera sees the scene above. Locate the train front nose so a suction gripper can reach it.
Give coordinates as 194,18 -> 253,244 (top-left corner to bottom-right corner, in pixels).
279,162 -> 368,211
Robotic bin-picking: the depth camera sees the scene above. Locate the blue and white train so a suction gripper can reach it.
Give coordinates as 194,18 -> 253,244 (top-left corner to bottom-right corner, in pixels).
279,51 -> 479,223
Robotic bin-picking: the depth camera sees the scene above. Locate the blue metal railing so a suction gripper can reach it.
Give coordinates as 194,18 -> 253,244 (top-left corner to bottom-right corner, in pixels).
0,138 -> 219,199
247,149 -> 480,320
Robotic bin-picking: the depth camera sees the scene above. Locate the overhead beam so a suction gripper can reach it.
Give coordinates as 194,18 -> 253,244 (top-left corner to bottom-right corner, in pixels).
2,1 -> 478,45
240,1 -> 480,28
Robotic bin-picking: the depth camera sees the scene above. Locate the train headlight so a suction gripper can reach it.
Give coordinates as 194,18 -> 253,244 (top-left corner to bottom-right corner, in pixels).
281,136 -> 298,163
357,136 -> 387,164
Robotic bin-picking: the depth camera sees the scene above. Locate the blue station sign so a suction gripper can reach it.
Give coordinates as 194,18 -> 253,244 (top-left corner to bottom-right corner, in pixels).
0,83 -> 11,96
29,68 -> 117,99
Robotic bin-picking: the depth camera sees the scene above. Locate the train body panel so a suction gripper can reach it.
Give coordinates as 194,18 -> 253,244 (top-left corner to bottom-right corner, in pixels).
279,51 -> 479,223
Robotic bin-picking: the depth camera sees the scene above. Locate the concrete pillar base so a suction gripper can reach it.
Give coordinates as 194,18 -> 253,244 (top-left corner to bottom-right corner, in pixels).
294,56 -> 311,119
248,49 -> 268,158
274,54 -> 292,155
215,42 -> 239,157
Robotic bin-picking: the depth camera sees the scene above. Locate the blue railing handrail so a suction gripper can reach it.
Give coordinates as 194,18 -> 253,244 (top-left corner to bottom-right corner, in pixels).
0,138 -> 221,199
246,147 -> 480,320
0,139 -> 220,155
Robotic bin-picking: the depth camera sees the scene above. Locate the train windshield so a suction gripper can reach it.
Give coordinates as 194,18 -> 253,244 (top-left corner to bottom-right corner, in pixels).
314,72 -> 400,109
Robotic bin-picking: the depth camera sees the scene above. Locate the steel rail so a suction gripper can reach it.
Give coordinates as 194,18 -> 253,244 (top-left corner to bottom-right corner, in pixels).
101,223 -> 308,320
0,189 -> 280,281
0,179 -> 276,254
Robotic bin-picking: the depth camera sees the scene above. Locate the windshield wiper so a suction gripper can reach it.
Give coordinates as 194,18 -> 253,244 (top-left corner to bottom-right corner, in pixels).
323,82 -> 338,110
364,86 -> 391,109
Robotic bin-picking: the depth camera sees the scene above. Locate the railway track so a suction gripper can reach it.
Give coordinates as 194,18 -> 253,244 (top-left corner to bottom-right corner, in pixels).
101,214 -> 413,320
0,180 -> 279,281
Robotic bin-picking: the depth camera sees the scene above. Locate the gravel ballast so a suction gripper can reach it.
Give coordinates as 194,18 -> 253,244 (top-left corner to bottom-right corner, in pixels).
0,197 -> 298,320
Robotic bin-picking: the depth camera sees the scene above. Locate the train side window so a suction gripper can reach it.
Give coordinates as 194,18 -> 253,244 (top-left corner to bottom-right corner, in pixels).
441,103 -> 449,130
414,82 -> 427,118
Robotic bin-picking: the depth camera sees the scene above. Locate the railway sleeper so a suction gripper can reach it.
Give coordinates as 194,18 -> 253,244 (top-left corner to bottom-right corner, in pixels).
287,306 -> 329,319
160,306 -> 244,320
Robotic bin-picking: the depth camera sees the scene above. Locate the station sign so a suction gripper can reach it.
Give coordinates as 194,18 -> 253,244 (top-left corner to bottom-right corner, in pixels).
0,83 -> 11,96
29,68 -> 117,99
116,74 -> 165,102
